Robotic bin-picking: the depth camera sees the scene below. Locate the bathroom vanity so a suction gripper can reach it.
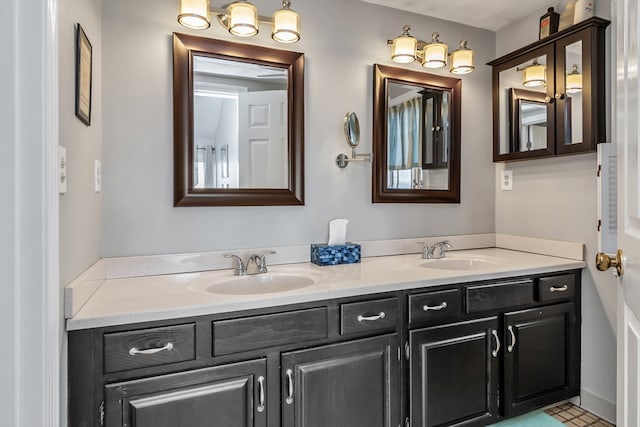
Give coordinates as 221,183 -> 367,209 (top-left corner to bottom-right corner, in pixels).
67,248 -> 583,427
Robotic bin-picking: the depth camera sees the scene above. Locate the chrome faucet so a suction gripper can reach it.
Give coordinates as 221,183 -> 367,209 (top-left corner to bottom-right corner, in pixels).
225,251 -> 276,276
225,254 -> 246,276
417,241 -> 452,259
246,251 -> 276,275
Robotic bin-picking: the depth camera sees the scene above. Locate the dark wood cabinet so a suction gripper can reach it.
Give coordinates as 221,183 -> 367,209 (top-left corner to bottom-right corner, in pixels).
104,358 -> 267,427
68,270 -> 581,427
410,317 -> 499,427
281,334 -> 401,427
503,302 -> 579,417
489,18 -> 609,162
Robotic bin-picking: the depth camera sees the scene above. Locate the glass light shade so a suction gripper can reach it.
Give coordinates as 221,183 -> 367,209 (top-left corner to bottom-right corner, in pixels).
523,62 -> 546,87
272,7 -> 300,43
422,36 -> 448,69
450,42 -> 475,74
566,65 -> 583,93
228,1 -> 258,36
391,35 -> 417,64
178,0 -> 211,29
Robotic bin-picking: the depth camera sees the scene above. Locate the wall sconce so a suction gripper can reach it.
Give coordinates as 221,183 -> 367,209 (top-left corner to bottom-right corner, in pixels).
178,0 -> 301,43
519,59 -> 546,87
565,64 -> 582,93
388,25 -> 475,75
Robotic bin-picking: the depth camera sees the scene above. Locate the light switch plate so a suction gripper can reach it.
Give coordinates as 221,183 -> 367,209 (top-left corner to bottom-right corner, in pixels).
94,160 -> 101,192
501,170 -> 513,191
58,146 -> 67,194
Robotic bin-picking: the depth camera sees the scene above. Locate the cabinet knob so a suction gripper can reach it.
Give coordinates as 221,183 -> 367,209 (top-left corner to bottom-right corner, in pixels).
595,249 -> 624,277
544,96 -> 553,103
555,92 -> 566,100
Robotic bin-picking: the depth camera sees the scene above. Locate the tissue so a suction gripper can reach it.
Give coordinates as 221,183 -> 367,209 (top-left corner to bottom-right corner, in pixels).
328,219 -> 348,245
310,219 -> 361,266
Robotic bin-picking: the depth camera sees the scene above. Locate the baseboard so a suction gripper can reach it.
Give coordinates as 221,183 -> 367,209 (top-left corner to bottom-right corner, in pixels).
580,388 -> 616,423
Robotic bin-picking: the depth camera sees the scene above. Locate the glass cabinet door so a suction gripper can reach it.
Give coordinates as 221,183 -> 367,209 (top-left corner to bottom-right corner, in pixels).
493,45 -> 555,161
554,27 -> 604,155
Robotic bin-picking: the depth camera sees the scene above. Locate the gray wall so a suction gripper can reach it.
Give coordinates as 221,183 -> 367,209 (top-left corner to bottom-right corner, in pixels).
59,0 -> 103,286
99,0 -> 496,257
495,3 -> 617,418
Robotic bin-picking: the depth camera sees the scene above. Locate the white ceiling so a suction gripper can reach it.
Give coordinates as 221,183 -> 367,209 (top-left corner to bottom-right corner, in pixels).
360,0 -> 554,31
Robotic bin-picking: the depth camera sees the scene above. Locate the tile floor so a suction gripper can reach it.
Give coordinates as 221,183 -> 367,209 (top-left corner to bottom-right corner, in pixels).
544,402 -> 615,426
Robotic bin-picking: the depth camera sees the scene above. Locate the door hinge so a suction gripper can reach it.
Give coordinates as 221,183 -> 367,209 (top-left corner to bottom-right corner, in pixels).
405,341 -> 410,360
597,163 -> 602,177
597,219 -> 602,232
397,345 -> 401,361
405,416 -> 411,427
99,401 -> 105,426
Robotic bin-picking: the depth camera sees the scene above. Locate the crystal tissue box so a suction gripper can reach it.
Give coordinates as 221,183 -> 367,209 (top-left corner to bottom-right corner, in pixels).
310,243 -> 361,266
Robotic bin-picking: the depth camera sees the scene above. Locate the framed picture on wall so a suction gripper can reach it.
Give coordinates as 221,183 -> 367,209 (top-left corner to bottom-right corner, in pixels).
75,24 -> 92,126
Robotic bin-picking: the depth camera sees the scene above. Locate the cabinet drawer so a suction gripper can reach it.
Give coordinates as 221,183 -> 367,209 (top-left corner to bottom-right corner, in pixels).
213,307 -> 327,355
538,274 -> 576,302
465,280 -> 534,313
340,297 -> 399,335
104,323 -> 196,373
409,289 -> 461,324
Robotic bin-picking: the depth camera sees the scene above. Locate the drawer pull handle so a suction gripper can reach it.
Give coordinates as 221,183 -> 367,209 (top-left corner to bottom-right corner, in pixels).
423,302 -> 448,311
550,284 -> 569,293
357,312 -> 386,322
128,342 -> 173,356
257,376 -> 265,413
507,325 -> 517,353
491,329 -> 500,358
285,369 -> 294,404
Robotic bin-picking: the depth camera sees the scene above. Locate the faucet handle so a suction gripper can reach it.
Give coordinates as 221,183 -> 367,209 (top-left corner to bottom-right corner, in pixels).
224,254 -> 246,275
256,250 -> 276,273
416,242 -> 430,259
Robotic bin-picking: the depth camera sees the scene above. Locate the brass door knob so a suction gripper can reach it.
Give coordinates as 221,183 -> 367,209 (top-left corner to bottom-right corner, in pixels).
595,249 -> 624,277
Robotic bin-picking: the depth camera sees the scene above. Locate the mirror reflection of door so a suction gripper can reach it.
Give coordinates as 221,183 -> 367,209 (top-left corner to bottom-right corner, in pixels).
518,100 -> 547,152
192,55 -> 288,190
386,82 -> 450,191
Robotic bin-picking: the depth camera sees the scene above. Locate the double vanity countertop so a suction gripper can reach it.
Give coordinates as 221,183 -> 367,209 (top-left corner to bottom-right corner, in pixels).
66,247 -> 586,331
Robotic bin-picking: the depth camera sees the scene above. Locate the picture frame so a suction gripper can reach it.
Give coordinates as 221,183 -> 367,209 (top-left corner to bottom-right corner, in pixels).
75,24 -> 92,126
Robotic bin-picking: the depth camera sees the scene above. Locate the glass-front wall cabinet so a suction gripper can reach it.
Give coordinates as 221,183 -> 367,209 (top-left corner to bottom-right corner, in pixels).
490,18 -> 609,162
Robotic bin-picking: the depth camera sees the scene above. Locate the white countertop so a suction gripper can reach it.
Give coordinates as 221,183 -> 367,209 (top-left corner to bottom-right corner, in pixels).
66,248 -> 585,331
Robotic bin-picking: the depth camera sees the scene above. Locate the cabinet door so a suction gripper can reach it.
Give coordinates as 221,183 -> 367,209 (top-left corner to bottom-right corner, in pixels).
503,303 -> 579,417
554,26 -> 606,155
104,358 -> 267,427
492,45 -> 555,162
281,334 -> 400,427
410,317 -> 499,427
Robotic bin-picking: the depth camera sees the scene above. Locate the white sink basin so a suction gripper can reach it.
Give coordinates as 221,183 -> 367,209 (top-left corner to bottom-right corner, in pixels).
204,273 -> 317,295
421,257 -> 499,271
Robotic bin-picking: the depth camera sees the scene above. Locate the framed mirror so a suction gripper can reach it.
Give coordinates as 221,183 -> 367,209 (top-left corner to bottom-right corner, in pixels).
372,64 -> 461,203
509,88 -> 549,153
173,33 -> 304,206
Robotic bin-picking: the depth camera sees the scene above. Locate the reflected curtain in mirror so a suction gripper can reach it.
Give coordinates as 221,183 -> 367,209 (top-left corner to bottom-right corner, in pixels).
373,64 -> 461,203
173,32 -> 304,206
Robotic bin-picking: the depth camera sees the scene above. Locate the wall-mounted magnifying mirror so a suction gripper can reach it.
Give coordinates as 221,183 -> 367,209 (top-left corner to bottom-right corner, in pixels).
336,112 -> 370,168
345,112 -> 360,147
372,64 -> 461,203
173,33 -> 304,206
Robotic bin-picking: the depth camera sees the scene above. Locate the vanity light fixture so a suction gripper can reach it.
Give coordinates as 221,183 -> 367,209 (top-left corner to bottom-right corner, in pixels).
388,25 -> 475,74
519,59 -> 547,87
177,0 -> 301,43
565,64 -> 583,93
450,41 -> 475,74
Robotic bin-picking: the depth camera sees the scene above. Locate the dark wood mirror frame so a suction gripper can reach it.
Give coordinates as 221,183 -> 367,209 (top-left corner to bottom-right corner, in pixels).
173,32 -> 305,207
372,64 -> 461,203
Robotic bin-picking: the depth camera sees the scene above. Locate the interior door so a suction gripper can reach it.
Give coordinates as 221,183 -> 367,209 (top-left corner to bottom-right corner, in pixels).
238,90 -> 288,188
615,1 -> 640,425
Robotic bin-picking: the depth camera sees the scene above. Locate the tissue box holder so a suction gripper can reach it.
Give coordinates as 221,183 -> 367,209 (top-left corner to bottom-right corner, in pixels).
310,243 -> 361,266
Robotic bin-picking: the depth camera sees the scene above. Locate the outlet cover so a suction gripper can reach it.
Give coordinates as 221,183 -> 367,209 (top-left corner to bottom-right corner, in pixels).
58,146 -> 67,194
94,160 -> 101,192
501,170 -> 513,191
